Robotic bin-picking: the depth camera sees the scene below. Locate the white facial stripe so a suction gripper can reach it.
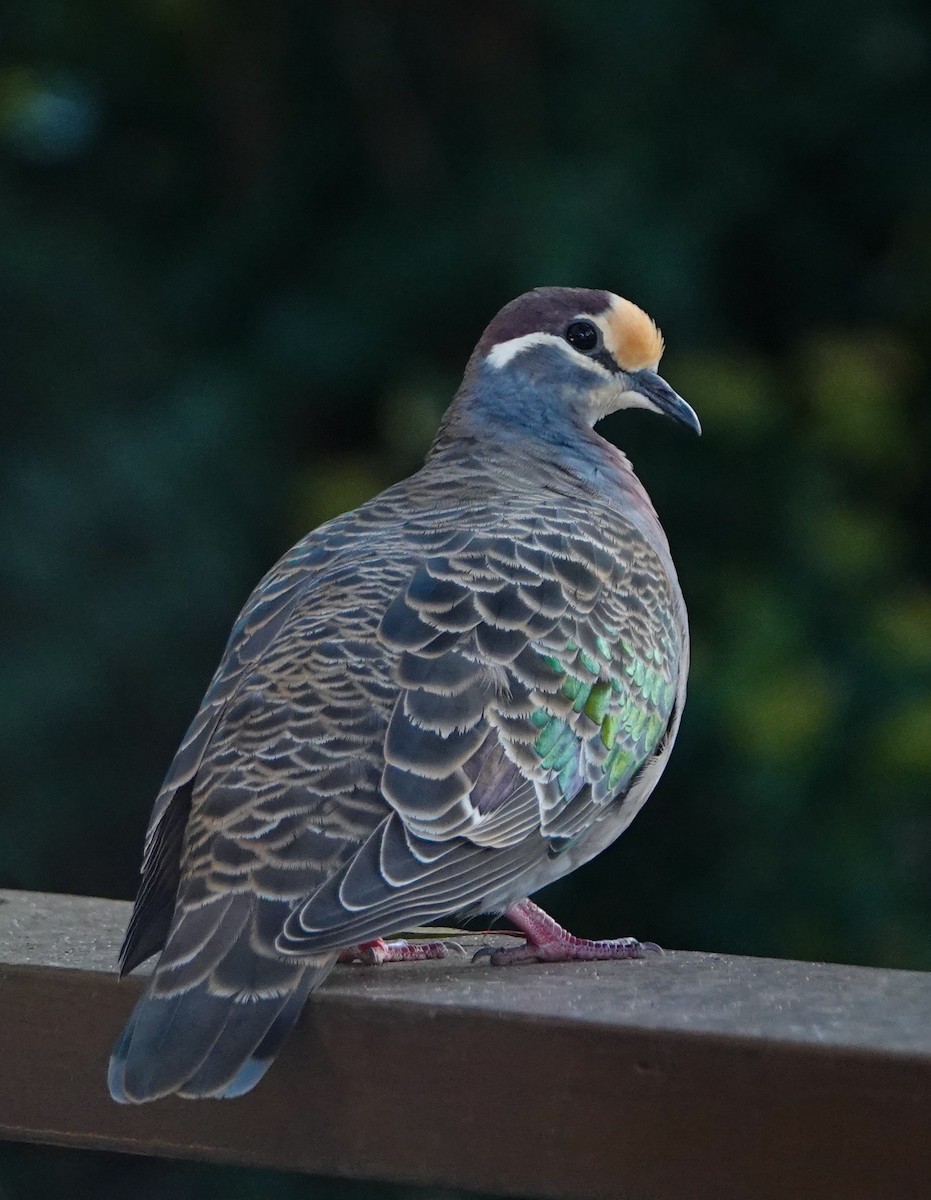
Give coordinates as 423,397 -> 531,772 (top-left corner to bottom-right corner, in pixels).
600,388 -> 661,418
590,388 -> 662,427
486,331 -> 560,368
486,330 -> 612,377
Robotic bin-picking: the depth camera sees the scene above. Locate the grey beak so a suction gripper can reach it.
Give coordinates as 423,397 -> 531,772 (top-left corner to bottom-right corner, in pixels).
636,370 -> 702,436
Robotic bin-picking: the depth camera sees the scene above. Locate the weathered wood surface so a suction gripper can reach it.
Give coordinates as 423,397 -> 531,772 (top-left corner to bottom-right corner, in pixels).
0,888 -> 929,1200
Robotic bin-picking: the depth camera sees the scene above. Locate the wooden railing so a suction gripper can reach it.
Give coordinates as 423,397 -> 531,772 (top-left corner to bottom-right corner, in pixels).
0,888 -> 929,1200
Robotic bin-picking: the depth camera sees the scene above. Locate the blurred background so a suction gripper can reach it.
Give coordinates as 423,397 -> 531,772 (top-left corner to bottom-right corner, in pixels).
1,0 -> 930,1196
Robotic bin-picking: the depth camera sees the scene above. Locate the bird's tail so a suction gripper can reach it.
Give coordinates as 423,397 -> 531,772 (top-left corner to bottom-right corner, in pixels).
108,894 -> 334,1103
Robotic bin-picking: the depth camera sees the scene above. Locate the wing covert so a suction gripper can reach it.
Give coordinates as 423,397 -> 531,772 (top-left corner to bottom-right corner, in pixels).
281,515 -> 682,953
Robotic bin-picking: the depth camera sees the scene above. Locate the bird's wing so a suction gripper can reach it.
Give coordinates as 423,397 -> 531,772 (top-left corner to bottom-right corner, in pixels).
118,536 -> 337,975
280,515 -> 682,953
119,502 -> 472,988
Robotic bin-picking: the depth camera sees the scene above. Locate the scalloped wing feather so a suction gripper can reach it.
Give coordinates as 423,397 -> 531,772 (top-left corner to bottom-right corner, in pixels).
279,512 -> 682,953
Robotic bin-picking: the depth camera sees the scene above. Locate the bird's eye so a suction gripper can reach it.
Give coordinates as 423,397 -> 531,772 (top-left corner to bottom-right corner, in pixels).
564,320 -> 600,354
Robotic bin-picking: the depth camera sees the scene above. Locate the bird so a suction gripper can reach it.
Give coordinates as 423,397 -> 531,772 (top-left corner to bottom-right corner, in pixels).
108,285 -> 700,1104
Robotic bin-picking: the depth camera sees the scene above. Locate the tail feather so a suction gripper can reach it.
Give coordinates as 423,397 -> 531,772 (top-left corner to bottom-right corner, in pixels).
110,987 -> 244,1103
178,970 -> 321,1099
109,894 -> 335,1103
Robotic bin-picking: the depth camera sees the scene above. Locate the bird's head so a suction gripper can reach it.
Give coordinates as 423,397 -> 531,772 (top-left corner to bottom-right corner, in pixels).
463,286 -> 700,437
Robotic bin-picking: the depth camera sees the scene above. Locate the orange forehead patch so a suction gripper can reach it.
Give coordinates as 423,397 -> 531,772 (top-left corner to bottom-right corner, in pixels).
604,296 -> 664,372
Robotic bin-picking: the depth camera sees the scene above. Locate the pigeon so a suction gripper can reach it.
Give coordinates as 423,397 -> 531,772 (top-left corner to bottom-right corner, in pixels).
108,286 -> 700,1103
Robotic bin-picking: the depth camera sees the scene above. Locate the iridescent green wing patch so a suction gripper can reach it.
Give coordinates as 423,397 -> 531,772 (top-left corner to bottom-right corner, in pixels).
528,630 -> 677,810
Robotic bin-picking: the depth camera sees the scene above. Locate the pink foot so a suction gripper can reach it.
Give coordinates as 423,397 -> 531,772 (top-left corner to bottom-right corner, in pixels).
474,898 -> 662,966
338,937 -> 454,966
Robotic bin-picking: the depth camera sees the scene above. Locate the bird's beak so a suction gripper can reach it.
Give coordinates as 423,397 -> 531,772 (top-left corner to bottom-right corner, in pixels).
634,370 -> 702,435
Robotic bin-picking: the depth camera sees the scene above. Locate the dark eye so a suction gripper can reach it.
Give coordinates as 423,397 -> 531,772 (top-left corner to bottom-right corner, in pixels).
564,320 -> 600,354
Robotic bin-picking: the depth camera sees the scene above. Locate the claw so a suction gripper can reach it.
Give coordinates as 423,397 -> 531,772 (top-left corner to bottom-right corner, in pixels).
471,899 -> 664,967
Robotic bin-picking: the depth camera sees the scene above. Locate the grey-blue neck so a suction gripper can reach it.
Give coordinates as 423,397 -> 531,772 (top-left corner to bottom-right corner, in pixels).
438,346 -> 600,447
428,344 -> 670,555
433,346 -> 618,476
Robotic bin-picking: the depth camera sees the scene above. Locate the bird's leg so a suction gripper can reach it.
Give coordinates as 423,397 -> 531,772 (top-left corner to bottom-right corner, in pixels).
338,937 -> 452,965
475,898 -> 662,966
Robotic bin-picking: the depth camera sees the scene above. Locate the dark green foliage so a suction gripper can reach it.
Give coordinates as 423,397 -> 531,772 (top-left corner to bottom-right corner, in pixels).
1,0 -> 930,1193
